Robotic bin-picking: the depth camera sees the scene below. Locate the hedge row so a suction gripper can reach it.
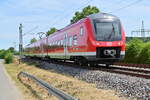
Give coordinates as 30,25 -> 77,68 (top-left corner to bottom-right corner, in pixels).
124,38 -> 150,64
0,50 -> 13,64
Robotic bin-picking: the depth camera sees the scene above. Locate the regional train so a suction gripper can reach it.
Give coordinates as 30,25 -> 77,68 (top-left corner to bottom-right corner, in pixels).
24,13 -> 126,66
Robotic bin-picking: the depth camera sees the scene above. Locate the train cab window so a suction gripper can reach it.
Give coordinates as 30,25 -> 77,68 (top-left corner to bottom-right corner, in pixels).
93,19 -> 121,41
80,26 -> 84,36
69,36 -> 73,47
73,35 -> 77,46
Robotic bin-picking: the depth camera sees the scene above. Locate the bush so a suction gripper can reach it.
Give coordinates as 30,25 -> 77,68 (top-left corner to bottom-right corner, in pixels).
4,51 -> 13,64
0,50 -> 8,59
124,38 -> 143,63
138,42 -> 150,64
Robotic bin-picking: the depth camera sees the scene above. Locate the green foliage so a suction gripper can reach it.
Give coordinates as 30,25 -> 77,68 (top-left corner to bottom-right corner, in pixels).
0,49 -> 14,64
124,38 -> 143,63
30,38 -> 37,44
4,51 -> 13,64
138,42 -> 150,64
8,47 -> 15,53
70,5 -> 100,24
126,37 -> 150,43
124,38 -> 150,64
46,28 -> 57,36
0,50 -> 8,59
13,51 -> 19,55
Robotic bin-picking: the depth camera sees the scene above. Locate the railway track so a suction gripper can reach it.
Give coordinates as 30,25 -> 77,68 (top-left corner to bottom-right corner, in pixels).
114,62 -> 150,69
22,58 -> 150,79
97,66 -> 150,79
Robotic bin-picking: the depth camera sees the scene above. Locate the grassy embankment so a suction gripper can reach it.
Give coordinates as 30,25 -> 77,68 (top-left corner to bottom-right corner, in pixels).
4,59 -> 126,100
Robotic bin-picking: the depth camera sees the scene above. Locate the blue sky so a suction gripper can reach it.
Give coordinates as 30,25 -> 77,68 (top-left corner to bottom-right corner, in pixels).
0,0 -> 149,50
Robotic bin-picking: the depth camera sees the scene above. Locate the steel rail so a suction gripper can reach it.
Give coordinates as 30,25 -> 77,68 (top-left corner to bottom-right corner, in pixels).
18,72 -> 79,100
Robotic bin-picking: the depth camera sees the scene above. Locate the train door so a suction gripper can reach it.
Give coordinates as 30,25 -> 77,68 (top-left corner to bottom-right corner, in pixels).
64,33 -> 68,59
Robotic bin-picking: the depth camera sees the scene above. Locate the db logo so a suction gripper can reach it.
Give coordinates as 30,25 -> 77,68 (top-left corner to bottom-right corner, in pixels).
106,42 -> 112,46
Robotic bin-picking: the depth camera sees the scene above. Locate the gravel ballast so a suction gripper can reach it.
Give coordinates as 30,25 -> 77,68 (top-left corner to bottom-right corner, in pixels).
25,59 -> 150,100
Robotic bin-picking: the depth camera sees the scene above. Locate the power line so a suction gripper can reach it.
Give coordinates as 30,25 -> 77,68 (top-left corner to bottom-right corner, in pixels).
104,0 -> 130,7
109,0 -> 143,13
42,0 -> 94,30
23,26 -> 39,36
131,20 -> 150,37
22,0 -> 95,46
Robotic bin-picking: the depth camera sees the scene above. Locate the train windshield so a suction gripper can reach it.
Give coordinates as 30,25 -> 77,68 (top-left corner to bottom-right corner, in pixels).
94,20 -> 121,41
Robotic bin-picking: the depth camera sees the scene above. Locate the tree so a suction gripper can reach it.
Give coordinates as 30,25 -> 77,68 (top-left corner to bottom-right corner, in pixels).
70,5 -> 100,24
8,47 -> 15,53
46,27 -> 57,36
30,38 -> 37,44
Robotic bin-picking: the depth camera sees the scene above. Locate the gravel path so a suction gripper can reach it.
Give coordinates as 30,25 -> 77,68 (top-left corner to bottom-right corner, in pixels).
0,60 -> 23,100
26,59 -> 150,100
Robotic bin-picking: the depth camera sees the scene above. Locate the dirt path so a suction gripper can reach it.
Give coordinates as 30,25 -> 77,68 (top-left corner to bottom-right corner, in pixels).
0,60 -> 23,100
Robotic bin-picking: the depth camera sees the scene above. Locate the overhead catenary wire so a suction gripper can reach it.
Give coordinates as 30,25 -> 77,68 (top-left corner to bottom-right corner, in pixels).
103,0 -> 130,7
23,26 -> 39,36
42,0 -> 94,30
24,0 -> 143,39
23,0 -> 95,46
44,0 -> 143,31
109,0 -> 143,13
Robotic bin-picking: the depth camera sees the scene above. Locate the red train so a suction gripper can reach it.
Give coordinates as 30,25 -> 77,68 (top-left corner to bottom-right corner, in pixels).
24,13 -> 126,66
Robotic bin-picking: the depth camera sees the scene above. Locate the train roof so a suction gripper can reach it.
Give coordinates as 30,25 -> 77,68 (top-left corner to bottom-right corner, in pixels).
87,13 -> 119,20
48,13 -> 119,37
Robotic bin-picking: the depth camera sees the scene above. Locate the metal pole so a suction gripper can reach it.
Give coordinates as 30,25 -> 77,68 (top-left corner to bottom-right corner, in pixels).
19,24 -> 23,64
131,20 -> 150,39
13,42 -> 16,51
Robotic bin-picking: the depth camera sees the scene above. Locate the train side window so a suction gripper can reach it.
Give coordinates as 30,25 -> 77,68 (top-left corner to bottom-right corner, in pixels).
80,26 -> 84,36
58,41 -> 61,46
59,41 -> 61,46
57,41 -> 59,45
69,36 -> 73,47
55,41 -> 57,45
73,35 -> 77,46
61,40 -> 63,46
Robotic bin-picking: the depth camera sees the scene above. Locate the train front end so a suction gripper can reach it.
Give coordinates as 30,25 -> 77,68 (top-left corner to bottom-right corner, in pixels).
87,13 -> 125,64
